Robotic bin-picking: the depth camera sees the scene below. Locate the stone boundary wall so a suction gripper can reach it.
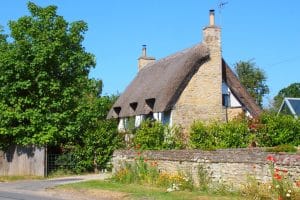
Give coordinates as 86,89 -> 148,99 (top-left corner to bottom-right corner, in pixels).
0,146 -> 45,176
112,148 -> 300,187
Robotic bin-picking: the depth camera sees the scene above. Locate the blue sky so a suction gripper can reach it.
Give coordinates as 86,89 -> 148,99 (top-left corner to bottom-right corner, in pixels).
1,0 -> 300,107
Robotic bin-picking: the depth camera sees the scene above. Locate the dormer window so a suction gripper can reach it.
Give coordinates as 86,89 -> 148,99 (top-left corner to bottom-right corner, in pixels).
145,98 -> 155,109
129,102 -> 138,111
113,107 -> 121,116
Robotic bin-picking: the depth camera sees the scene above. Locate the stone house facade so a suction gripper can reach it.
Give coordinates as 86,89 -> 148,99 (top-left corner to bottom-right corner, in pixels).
107,10 -> 261,131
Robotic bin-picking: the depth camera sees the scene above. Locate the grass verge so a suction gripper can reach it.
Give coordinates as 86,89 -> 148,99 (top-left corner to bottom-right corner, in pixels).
59,180 -> 239,200
0,175 -> 44,182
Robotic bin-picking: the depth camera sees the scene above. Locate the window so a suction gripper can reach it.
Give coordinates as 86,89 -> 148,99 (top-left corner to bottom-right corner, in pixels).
113,107 -> 121,115
145,98 -> 155,109
222,94 -> 230,107
129,102 -> 138,111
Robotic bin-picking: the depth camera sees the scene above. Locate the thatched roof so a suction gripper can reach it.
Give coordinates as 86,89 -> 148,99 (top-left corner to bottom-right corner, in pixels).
107,44 -> 210,118
107,43 -> 262,119
222,59 -> 262,118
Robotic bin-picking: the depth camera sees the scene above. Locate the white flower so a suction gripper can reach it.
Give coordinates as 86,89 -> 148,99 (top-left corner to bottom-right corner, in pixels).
167,188 -> 173,192
268,185 -> 272,189
276,185 -> 280,188
286,193 -> 291,197
288,189 -> 292,193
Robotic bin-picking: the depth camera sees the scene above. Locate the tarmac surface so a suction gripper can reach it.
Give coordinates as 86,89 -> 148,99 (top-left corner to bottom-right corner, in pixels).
0,173 -> 111,200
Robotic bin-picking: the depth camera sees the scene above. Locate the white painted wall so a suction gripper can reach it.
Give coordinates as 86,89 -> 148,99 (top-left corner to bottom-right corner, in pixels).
135,115 -> 143,127
222,82 -> 241,107
118,118 -> 125,132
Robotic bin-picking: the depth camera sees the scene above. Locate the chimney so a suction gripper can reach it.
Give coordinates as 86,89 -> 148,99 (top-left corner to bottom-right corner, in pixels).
138,45 -> 155,71
209,9 -> 215,26
203,9 -> 221,51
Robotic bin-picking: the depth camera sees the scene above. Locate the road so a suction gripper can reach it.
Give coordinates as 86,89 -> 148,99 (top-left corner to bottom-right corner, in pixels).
0,174 -> 110,200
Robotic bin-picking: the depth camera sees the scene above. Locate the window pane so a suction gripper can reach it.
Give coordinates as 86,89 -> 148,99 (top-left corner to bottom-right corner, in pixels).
288,99 -> 300,116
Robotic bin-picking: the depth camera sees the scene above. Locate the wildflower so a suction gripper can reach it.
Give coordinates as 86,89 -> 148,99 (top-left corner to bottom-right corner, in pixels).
274,173 -> 282,180
278,196 -> 283,200
281,169 -> 288,173
267,155 -> 276,162
286,193 -> 291,197
287,189 -> 292,193
137,152 -> 141,156
296,180 -> 300,187
275,168 -> 280,173
268,185 -> 272,189
276,185 -> 280,189
166,188 -> 173,192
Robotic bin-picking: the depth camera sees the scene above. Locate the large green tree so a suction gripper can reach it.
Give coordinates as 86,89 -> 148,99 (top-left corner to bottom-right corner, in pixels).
234,60 -> 269,107
273,83 -> 300,110
0,2 -> 96,149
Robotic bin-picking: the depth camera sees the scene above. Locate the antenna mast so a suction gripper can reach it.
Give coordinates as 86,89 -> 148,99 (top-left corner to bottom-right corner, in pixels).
218,1 -> 228,27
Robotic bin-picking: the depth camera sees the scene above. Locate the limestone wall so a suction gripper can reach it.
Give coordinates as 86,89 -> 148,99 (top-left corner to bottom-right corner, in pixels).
0,146 -> 45,176
172,25 -> 224,131
112,149 -> 300,187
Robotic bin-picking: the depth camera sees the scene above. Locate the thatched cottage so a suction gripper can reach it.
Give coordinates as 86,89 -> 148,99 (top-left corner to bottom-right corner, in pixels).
107,10 -> 261,131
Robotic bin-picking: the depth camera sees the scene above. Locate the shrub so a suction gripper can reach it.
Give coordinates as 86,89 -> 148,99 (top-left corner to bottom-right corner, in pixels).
189,121 -> 216,150
189,120 -> 250,150
133,120 -> 186,150
134,120 -> 165,150
257,113 -> 300,147
54,119 -> 122,174
163,125 -> 186,149
216,121 -> 250,148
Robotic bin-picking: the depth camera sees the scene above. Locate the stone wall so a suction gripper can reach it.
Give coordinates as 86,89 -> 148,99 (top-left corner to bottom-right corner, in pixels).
0,146 -> 45,176
112,149 -> 300,187
171,24 -> 224,131
226,107 -> 244,121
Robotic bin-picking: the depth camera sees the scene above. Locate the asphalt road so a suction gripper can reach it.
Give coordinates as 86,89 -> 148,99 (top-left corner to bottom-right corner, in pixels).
0,174 -> 110,200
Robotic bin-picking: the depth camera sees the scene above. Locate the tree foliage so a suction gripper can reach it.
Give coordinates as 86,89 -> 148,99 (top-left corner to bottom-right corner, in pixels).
273,83 -> 300,110
234,60 -> 269,107
0,2 -> 96,149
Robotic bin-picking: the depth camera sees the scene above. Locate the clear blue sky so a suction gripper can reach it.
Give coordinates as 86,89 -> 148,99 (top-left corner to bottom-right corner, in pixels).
1,0 -> 300,107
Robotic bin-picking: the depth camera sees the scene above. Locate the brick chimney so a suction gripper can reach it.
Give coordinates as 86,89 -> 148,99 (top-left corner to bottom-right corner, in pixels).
138,45 -> 155,71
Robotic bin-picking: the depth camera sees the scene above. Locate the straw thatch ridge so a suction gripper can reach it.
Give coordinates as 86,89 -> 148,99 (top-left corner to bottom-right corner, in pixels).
222,59 -> 262,118
107,43 -> 210,118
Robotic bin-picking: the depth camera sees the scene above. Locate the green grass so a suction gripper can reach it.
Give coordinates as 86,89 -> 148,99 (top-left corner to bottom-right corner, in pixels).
0,175 -> 44,182
60,180 -> 239,200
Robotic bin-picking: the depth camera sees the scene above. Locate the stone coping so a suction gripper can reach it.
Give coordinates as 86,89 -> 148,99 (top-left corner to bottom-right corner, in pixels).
113,148 -> 300,166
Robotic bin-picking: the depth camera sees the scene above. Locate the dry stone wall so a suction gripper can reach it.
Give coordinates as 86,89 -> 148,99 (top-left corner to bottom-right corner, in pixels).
112,148 -> 300,187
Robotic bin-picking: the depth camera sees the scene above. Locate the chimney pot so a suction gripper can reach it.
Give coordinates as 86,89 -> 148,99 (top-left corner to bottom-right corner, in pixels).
142,45 -> 147,57
209,9 -> 215,26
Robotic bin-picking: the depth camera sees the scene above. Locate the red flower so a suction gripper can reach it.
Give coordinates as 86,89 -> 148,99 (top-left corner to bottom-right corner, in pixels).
274,173 -> 282,180
278,196 -> 283,200
296,180 -> 300,187
275,168 -> 279,173
137,152 -> 141,156
267,155 -> 276,162
281,169 -> 288,173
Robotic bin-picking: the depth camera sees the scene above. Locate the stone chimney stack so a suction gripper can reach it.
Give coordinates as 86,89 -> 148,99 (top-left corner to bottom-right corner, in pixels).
138,45 -> 155,71
200,9 -> 223,121
203,10 -> 221,51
